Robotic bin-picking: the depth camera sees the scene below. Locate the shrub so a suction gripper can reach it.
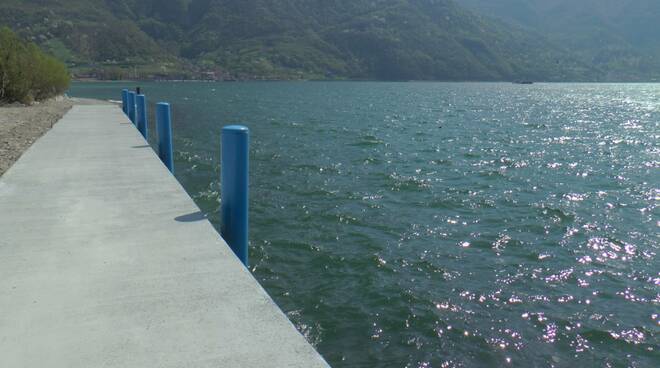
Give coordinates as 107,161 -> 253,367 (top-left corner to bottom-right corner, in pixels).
0,27 -> 70,104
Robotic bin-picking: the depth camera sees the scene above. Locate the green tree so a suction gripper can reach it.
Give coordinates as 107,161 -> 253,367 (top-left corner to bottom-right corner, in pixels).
0,27 -> 70,104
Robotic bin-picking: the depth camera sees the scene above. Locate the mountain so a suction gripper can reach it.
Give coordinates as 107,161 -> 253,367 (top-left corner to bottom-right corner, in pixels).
458,0 -> 660,81
181,0 -> 598,80
0,0 -> 183,78
0,0 -> 616,81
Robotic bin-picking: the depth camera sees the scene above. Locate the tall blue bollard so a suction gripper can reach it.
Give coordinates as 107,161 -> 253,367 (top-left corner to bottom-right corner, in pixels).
156,103 -> 174,173
121,89 -> 128,115
127,91 -> 136,125
136,94 -> 148,139
221,125 -> 250,266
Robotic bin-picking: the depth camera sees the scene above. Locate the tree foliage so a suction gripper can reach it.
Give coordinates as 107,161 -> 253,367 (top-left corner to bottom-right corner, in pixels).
0,27 -> 70,103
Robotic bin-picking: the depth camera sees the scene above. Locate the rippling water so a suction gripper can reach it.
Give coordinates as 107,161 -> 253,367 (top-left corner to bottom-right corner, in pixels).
70,82 -> 659,367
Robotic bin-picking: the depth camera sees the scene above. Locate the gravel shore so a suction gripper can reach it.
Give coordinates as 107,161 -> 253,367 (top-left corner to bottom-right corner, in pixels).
0,97 -> 74,176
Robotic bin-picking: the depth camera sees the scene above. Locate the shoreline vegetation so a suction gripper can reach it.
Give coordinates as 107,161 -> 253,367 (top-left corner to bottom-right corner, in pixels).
0,27 -> 70,105
0,26 -> 75,176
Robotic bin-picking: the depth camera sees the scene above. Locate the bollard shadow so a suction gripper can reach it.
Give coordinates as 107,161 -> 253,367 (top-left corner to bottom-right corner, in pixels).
175,211 -> 208,223
131,145 -> 150,148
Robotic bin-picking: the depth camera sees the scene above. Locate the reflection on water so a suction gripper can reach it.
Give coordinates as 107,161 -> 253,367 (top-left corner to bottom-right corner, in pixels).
69,82 -> 659,368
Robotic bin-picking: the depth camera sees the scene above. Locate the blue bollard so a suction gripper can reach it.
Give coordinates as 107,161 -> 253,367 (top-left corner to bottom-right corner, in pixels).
136,94 -> 148,139
221,125 -> 250,267
121,89 -> 128,115
156,102 -> 174,173
127,91 -> 136,125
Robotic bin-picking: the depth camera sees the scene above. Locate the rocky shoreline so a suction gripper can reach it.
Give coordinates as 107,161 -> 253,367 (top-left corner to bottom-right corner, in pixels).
0,96 -> 74,176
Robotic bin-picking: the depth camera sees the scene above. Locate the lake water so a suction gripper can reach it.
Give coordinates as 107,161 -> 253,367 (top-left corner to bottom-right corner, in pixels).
69,82 -> 659,367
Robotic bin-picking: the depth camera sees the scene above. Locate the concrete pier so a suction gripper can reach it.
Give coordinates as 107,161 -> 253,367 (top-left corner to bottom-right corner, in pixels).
0,103 -> 329,367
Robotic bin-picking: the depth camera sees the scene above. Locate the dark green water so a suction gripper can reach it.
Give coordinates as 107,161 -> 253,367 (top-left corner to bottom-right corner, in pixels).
69,82 -> 659,367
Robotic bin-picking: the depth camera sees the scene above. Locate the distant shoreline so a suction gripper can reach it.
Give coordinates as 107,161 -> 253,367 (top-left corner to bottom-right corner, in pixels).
72,78 -> 660,84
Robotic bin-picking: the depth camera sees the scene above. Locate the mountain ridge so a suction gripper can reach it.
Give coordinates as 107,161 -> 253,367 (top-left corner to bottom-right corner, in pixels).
0,0 -> 651,81
458,0 -> 660,81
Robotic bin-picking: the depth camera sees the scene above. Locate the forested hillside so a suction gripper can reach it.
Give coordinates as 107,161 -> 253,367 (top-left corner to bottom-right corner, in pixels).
458,0 -> 660,81
1,0 -> 652,81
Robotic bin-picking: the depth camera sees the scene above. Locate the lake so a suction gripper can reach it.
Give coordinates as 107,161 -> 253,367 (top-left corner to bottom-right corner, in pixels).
69,82 -> 659,367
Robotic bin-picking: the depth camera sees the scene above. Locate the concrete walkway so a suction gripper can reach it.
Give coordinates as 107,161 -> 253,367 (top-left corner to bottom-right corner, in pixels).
0,104 -> 329,367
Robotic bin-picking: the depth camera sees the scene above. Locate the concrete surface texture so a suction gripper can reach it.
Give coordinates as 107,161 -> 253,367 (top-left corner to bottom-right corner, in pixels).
0,96 -> 73,176
0,104 -> 329,367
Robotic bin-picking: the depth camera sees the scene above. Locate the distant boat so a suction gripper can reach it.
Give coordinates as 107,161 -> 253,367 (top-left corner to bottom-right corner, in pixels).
513,80 -> 534,84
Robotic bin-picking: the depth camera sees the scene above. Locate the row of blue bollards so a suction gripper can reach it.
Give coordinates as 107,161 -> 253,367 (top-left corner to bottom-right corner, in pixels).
122,89 -> 172,172
121,88 -> 250,267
